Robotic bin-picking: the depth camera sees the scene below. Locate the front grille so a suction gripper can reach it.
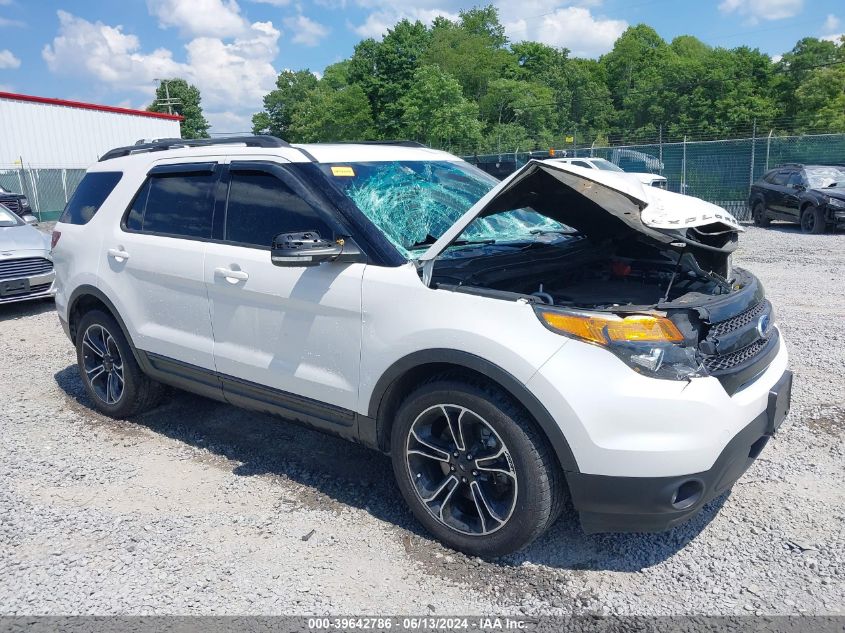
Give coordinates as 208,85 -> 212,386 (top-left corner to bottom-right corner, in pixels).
703,338 -> 769,372
1,199 -> 20,213
708,300 -> 766,337
0,257 -> 53,280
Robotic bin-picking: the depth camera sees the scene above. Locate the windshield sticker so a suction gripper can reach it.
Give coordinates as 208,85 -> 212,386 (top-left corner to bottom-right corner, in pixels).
331,166 -> 355,177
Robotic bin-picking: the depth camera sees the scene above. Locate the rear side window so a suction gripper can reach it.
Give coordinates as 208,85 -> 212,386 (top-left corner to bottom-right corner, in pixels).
125,172 -> 216,239
224,170 -> 333,248
60,172 -> 122,225
770,171 -> 790,186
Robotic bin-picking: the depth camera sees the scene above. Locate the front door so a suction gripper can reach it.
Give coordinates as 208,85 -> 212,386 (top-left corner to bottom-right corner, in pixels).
204,161 -> 365,423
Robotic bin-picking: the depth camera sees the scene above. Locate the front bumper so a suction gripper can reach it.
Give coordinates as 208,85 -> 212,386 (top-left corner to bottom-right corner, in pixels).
567,369 -> 792,534
0,273 -> 55,304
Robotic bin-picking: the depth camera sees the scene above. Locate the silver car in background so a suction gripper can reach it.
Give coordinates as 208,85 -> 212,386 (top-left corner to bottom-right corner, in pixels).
0,204 -> 55,305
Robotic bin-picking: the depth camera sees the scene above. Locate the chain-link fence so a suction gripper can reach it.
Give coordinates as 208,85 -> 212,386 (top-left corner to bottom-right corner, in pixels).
4,132 -> 844,223
0,166 -> 86,221
464,132 -> 845,221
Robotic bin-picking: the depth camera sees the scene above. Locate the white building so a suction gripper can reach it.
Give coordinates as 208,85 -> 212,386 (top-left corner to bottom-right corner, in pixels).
0,90 -> 182,168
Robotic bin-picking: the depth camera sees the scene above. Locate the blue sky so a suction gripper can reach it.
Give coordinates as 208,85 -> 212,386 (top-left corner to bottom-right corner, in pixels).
0,0 -> 842,133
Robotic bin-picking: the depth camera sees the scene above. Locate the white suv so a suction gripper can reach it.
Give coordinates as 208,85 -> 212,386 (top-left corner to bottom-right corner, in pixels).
547,157 -> 668,189
52,136 -> 792,557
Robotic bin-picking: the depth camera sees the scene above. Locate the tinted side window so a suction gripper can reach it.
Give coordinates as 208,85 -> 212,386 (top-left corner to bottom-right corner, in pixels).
770,171 -> 790,186
787,172 -> 805,186
136,173 -> 216,238
60,172 -> 122,225
225,170 -> 333,248
572,161 -> 592,169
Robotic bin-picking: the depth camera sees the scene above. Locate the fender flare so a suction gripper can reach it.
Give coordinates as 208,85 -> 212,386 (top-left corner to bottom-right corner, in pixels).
67,284 -> 140,361
368,349 -> 580,473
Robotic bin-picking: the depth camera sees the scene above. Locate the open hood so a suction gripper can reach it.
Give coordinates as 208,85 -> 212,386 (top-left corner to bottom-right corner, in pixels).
418,160 -> 742,263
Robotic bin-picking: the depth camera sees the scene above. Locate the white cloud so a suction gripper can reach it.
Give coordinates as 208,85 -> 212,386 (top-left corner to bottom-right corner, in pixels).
42,11 -> 280,131
349,1 -> 625,56
718,0 -> 804,22
0,17 -> 26,27
822,14 -> 841,32
147,0 -> 248,38
0,48 -> 20,69
249,0 -> 292,5
283,14 -> 330,46
505,6 -> 627,57
351,7 -> 460,39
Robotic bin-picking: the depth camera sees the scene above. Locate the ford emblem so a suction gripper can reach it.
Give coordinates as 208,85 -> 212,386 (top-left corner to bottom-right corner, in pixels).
757,314 -> 772,338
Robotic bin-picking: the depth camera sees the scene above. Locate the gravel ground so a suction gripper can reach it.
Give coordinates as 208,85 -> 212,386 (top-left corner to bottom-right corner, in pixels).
0,224 -> 842,616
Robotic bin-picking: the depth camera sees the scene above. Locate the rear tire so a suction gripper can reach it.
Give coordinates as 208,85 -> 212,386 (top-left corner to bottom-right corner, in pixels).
800,205 -> 826,234
752,202 -> 770,227
75,310 -> 163,418
390,376 -> 566,558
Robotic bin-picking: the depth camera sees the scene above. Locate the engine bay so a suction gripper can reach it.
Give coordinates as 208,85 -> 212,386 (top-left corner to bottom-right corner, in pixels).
432,236 -> 734,311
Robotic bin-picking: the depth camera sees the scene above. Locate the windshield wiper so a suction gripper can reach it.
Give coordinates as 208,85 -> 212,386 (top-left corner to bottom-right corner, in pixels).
408,238 -> 496,251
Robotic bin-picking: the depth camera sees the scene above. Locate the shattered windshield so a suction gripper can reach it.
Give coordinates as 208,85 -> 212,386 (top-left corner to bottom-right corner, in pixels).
320,161 -> 567,259
805,167 -> 845,189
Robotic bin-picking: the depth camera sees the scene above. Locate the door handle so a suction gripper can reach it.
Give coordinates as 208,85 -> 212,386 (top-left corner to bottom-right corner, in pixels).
214,267 -> 249,283
107,248 -> 130,262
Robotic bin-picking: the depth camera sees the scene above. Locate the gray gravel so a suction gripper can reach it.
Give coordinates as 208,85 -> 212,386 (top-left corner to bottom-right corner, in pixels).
0,224 -> 842,615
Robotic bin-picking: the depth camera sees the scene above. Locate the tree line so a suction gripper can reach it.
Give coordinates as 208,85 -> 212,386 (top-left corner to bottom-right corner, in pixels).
151,6 -> 845,153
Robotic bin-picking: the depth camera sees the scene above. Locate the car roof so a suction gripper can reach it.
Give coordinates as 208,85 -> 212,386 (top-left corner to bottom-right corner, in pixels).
89,140 -> 462,172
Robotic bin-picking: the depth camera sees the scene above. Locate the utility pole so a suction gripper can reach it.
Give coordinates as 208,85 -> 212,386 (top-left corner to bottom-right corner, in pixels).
153,78 -> 180,115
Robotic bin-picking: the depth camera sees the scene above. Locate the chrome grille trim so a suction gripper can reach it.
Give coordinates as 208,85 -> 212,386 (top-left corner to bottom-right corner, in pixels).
0,257 -> 54,280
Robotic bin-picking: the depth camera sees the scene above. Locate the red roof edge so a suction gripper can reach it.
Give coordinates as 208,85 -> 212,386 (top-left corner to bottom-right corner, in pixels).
0,91 -> 184,121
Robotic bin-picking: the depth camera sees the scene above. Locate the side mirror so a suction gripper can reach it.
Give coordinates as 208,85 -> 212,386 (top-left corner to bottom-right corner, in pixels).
791,183 -> 805,191
22,214 -> 38,225
271,231 -> 344,267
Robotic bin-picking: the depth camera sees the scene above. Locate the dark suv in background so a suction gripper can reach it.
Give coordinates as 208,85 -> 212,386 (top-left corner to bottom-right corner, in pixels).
0,185 -> 33,220
748,164 -> 845,234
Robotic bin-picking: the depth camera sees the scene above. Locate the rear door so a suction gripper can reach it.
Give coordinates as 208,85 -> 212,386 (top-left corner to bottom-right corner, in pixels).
97,161 -> 220,375
766,169 -> 793,216
204,160 -> 365,420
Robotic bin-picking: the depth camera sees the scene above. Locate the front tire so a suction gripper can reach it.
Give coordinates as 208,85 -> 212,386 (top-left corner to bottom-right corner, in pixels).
76,310 -> 163,418
752,202 -> 770,227
800,205 -> 826,234
390,377 -> 565,558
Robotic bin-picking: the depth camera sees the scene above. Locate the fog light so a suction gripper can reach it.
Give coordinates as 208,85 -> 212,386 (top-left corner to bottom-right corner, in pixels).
631,348 -> 664,372
671,479 -> 704,510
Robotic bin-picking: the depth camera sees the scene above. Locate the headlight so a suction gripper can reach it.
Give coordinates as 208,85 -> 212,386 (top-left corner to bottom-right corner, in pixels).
20,197 -> 29,207
536,308 -> 704,380
827,197 -> 845,209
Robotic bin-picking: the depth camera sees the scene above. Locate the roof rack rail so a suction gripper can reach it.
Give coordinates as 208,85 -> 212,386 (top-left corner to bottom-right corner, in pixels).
323,140 -> 429,148
99,135 -> 290,162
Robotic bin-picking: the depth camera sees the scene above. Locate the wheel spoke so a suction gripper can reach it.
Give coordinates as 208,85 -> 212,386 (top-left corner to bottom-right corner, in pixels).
470,480 -> 506,527
441,406 -> 466,451
107,372 -> 120,403
408,429 -> 450,463
86,364 -> 105,382
474,448 -> 516,480
83,329 -> 106,358
422,474 -> 458,504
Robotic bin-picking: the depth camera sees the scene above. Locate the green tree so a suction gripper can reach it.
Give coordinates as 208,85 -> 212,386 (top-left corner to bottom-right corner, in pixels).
290,85 -> 377,142
479,79 -> 555,147
398,65 -> 483,152
794,65 -> 845,132
424,8 -> 517,101
251,69 -> 319,139
147,79 -> 210,139
347,20 -> 431,137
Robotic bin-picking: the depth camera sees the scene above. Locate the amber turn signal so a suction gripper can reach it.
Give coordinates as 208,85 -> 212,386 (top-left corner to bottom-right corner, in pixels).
538,310 -> 684,345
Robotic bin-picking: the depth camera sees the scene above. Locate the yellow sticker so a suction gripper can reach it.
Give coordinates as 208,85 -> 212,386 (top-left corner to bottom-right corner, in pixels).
331,166 -> 355,177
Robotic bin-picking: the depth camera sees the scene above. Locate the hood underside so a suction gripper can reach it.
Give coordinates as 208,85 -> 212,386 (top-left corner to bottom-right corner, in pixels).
419,160 -> 742,263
